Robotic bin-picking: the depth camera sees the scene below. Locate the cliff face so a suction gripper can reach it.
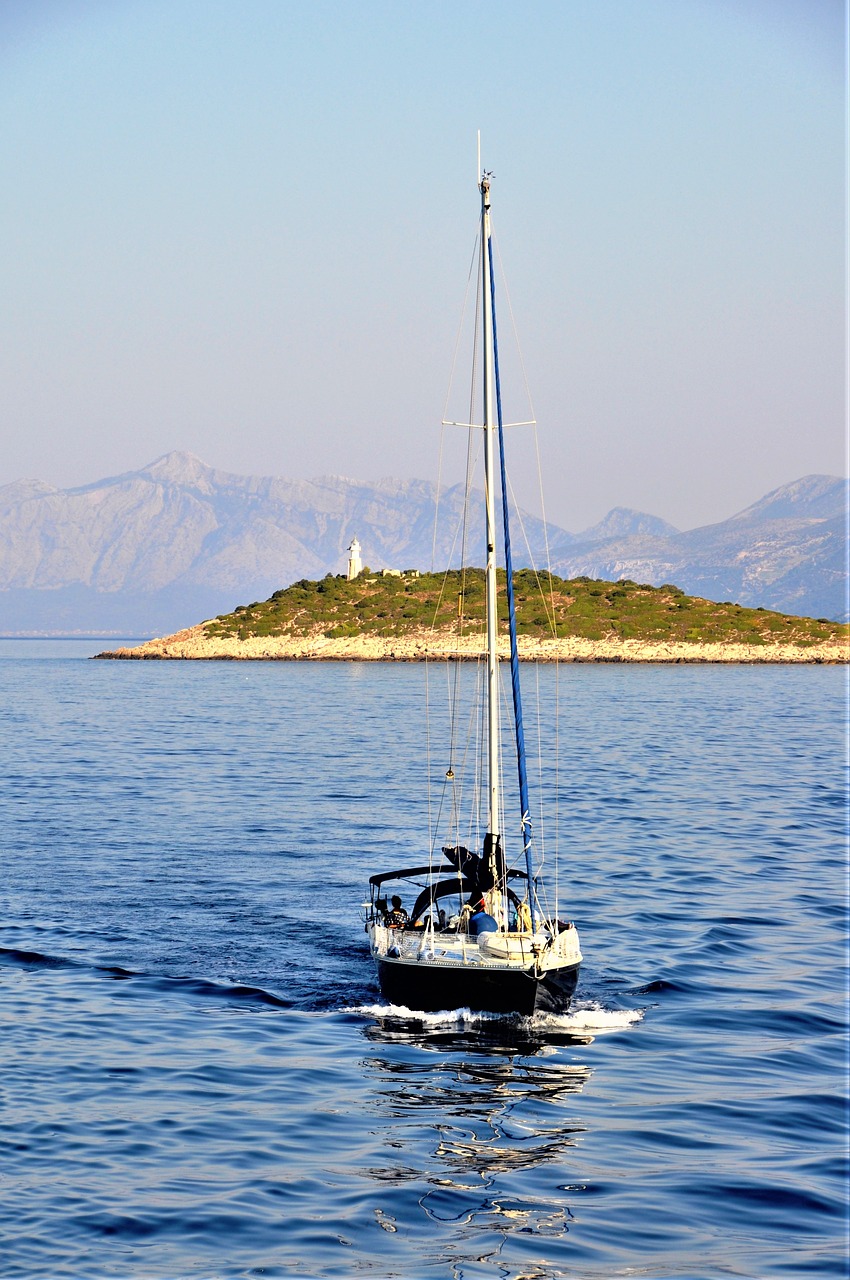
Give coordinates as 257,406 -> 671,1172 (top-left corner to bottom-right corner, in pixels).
0,453 -> 846,633
98,627 -> 849,665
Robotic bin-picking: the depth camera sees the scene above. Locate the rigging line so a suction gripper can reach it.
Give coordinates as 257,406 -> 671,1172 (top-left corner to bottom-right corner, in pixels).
429,449 -> 485,807
441,233 -> 481,426
458,416 -> 478,598
497,663 -> 535,885
428,465 -> 477,630
447,640 -> 467,833
435,391 -> 481,860
494,669 -> 512,928
471,658 -> 482,847
533,423 -> 560,633
488,233 -> 537,915
429,777 -> 451,864
471,655 -> 486,848
535,660 -> 546,867
449,426 -> 482,776
452,667 -> 478,843
450,243 -> 483,747
444,660 -> 462,844
492,232 -> 537,424
491,230 -> 559,634
455,232 -> 481,590
504,468 -> 557,635
425,655 -> 436,870
432,427 -> 444,576
434,232 -> 480,574
437,623 -> 462,820
457,254 -> 482,624
554,655 -> 560,918
427,431 -> 483,645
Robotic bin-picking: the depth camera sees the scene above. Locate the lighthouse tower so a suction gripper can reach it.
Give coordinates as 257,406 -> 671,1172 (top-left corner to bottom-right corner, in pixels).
347,537 -> 362,581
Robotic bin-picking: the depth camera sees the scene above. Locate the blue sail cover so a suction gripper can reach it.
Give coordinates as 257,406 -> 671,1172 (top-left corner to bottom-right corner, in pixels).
487,239 -> 537,916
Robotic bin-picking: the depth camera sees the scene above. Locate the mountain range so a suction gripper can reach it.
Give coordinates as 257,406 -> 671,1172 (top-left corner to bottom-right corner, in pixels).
0,452 -> 846,634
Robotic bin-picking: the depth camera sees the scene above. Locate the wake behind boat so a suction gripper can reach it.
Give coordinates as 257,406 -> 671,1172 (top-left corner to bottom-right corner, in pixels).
364,165 -> 582,1015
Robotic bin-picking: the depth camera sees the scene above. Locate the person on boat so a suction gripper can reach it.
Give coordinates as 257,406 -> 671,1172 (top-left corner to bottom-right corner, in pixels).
514,901 -> 532,933
384,895 -> 409,928
469,900 -> 498,937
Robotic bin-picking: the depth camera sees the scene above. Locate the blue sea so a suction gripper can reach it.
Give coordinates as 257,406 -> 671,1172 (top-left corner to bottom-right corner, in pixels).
0,642 -> 847,1279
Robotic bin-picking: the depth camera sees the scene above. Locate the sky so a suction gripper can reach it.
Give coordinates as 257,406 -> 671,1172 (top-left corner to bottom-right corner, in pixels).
0,0 -> 845,533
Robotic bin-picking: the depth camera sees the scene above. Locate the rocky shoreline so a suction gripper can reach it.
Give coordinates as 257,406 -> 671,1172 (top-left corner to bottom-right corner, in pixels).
96,623 -> 849,664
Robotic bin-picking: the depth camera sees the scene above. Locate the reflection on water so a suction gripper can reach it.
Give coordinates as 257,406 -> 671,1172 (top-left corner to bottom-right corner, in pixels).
364,1015 -> 596,1052
1,657 -> 844,1280
359,1014 -> 593,1269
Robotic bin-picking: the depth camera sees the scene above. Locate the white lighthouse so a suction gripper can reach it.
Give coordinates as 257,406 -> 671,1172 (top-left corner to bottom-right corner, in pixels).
347,537 -> 362,581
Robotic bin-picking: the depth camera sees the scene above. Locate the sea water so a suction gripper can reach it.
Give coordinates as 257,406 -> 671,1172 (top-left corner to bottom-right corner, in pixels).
0,643 -> 846,1279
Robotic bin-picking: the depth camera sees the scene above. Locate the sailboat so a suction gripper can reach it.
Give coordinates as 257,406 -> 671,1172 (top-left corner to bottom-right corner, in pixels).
365,166 -> 582,1016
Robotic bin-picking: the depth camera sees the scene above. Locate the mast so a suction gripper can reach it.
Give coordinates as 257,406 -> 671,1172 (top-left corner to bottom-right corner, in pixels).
481,166 -> 539,927
489,234 -> 538,924
480,169 -> 501,878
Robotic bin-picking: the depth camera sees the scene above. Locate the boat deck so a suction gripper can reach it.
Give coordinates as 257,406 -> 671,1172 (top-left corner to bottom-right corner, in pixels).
371,923 -> 581,973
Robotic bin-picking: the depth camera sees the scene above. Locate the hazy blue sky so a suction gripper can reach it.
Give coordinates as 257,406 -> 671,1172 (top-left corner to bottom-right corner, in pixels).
0,0 -> 844,531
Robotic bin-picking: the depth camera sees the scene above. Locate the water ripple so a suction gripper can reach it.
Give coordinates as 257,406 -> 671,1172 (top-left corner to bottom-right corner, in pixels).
0,657 -> 846,1278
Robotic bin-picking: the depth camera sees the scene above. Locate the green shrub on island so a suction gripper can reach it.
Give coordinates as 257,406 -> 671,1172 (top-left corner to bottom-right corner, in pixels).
201,569 -> 848,647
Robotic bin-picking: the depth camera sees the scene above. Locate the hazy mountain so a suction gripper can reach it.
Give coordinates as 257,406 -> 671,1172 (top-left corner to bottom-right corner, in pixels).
0,453 -> 559,634
550,475 -> 848,623
0,453 -> 845,634
576,508 -> 680,543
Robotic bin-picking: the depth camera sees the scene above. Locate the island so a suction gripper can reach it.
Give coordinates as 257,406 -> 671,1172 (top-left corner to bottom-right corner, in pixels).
95,571 -> 849,663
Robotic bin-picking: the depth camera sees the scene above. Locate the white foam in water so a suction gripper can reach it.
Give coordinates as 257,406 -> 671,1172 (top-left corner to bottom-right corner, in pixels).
539,1000 -> 644,1034
349,1000 -> 643,1034
350,1003 -> 502,1027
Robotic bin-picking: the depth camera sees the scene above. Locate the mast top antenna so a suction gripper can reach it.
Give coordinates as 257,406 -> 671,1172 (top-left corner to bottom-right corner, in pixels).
477,131 -> 493,200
